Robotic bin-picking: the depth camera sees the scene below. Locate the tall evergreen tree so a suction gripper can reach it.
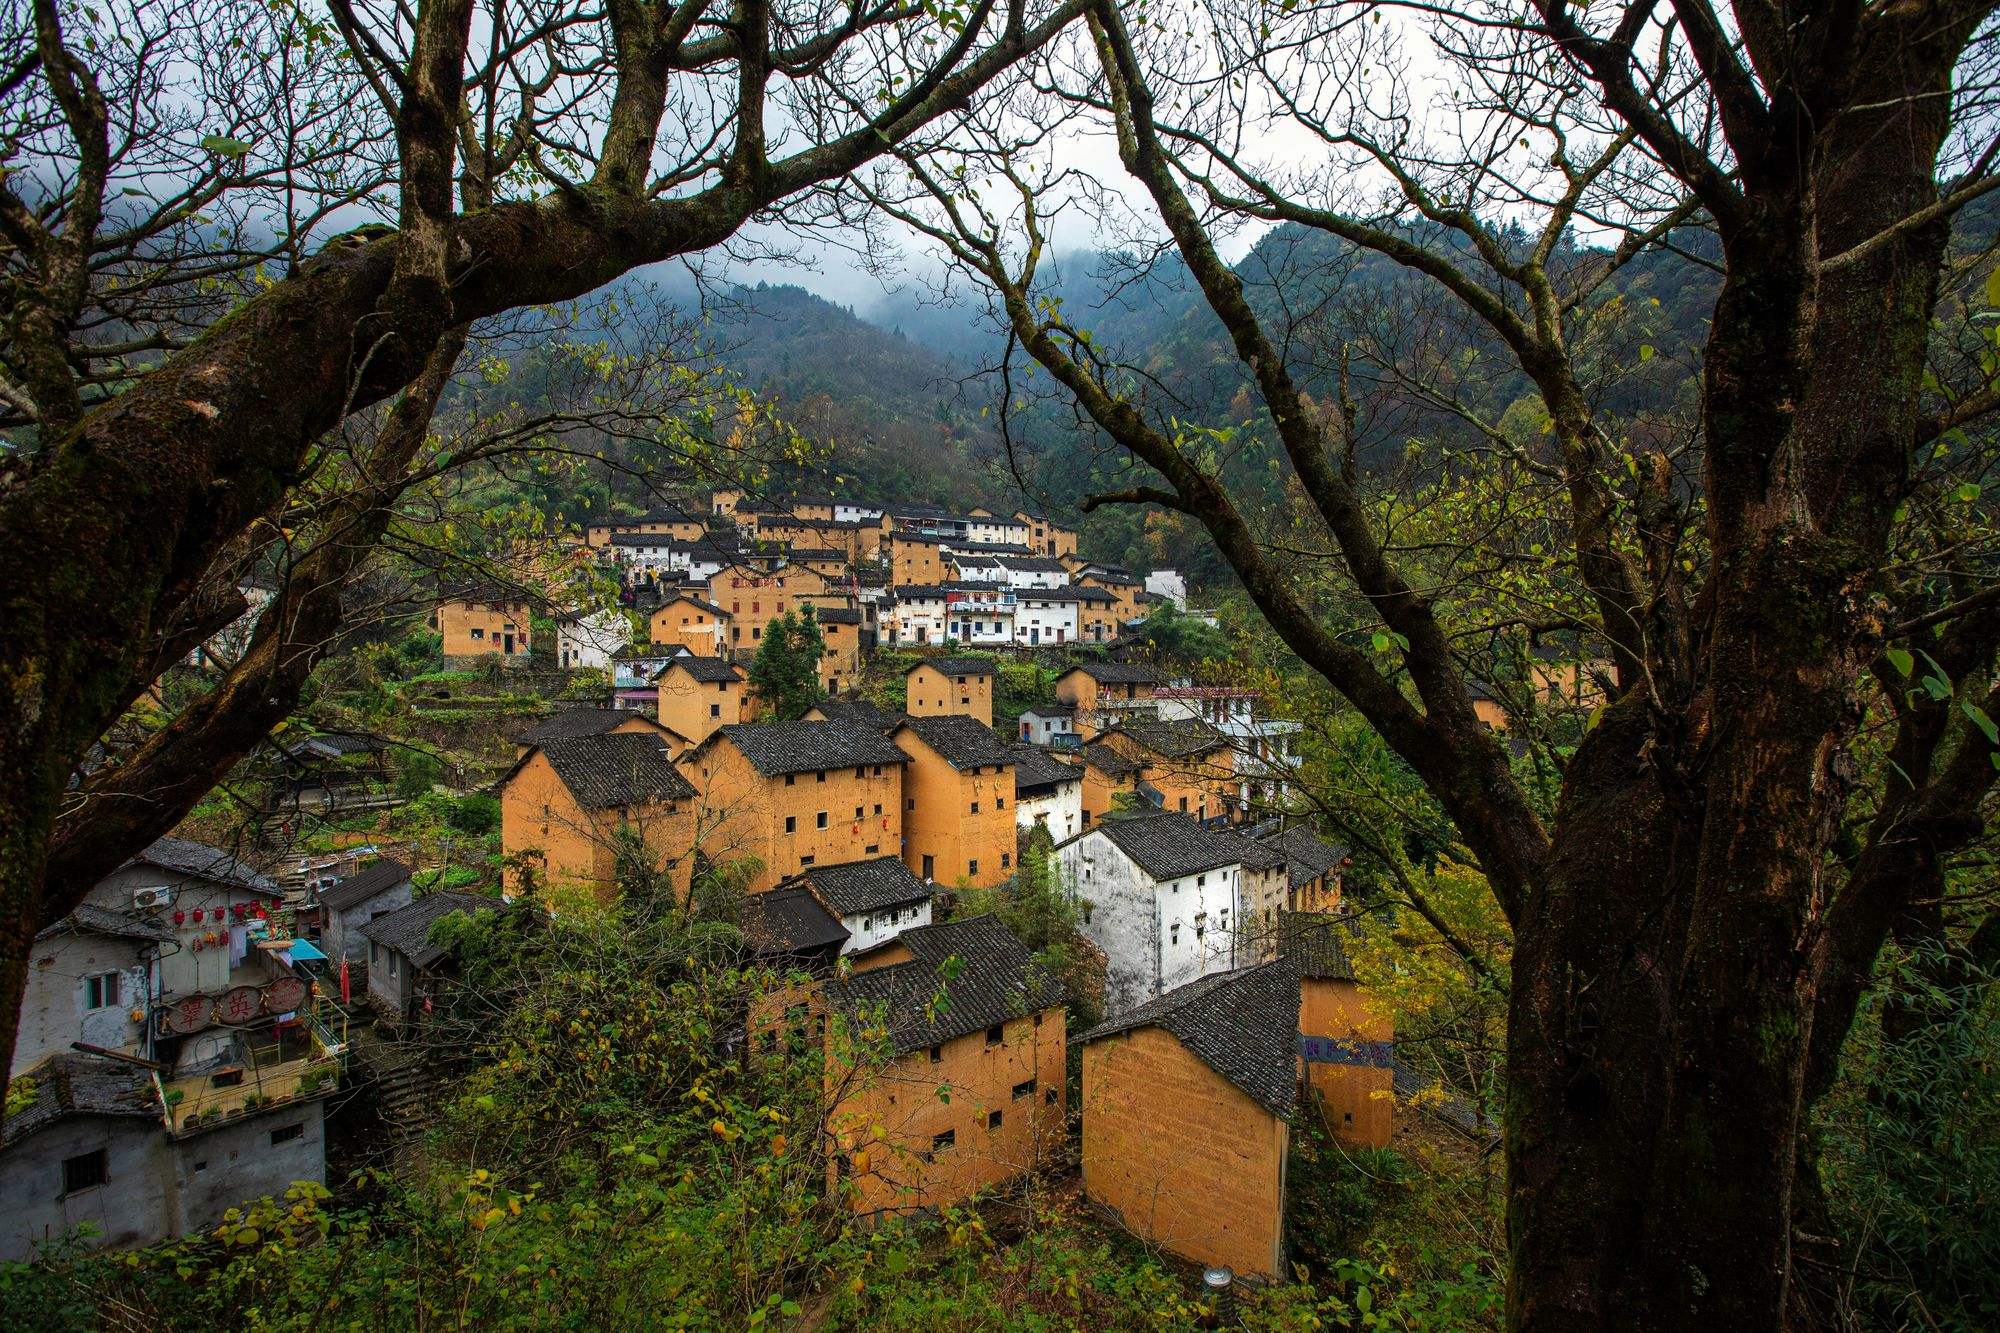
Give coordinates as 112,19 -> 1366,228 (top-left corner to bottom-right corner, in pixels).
748,613 -> 826,721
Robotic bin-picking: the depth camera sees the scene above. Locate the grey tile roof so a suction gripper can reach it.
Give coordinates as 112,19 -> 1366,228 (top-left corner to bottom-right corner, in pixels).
537,732 -> 696,808
895,715 -> 1015,771
1064,662 -> 1164,685
3,1054 -> 159,1148
741,887 -> 849,958
997,556 -> 1068,573
1108,716 -> 1229,759
317,858 -> 414,914
663,655 -> 745,683
908,656 -> 994,677
1260,826 -> 1349,891
1082,743 -> 1142,779
1090,811 -> 1251,880
717,720 -> 910,777
35,903 -> 174,945
813,606 -> 862,625
660,594 -> 729,617
358,892 -> 498,970
1009,744 -> 1081,792
1079,961 -> 1301,1117
126,837 -> 279,896
790,856 -> 933,914
831,915 -> 1065,1054
1276,911 -> 1358,981
513,706 -> 653,746
808,698 -> 905,731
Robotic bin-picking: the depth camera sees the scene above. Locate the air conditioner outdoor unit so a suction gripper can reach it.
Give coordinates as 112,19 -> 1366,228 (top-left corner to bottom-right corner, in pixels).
131,886 -> 172,910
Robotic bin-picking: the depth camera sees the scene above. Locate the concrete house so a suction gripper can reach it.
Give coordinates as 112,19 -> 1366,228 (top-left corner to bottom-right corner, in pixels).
1058,812 -> 1275,1017
904,657 -> 994,725
1017,704 -> 1081,749
782,856 -> 935,957
827,916 -> 1068,1216
1009,744 -> 1083,843
1080,961 -> 1300,1281
14,907 -> 171,1075
0,1051 -> 329,1263
499,732 -> 699,904
85,838 -> 286,1019
892,715 -> 1018,888
1278,913 -> 1393,1147
682,721 -> 910,893
885,585 -> 950,645
359,892 -> 499,1023
314,858 -> 414,966
554,608 -> 630,671
656,655 -> 750,749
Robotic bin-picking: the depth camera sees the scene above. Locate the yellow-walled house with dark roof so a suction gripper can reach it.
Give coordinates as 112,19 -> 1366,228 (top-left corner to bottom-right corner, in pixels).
682,721 -> 909,893
891,715 -> 1017,888
657,655 -> 750,748
905,657 -> 994,725
500,731 -> 698,905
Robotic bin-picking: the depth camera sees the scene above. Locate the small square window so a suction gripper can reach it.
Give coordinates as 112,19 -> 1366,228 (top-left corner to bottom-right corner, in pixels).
82,971 -> 119,1010
997,797 -> 1006,810
800,855 -> 815,867
1012,1078 -> 1037,1100
865,844 -> 880,855
855,806 -> 865,819
985,1023 -> 1004,1047
62,1149 -> 107,1195
270,1123 -> 305,1146
968,859 -> 978,877
906,797 -> 915,811
873,804 -> 883,816
987,1110 -> 1003,1130
785,816 -> 797,833
931,1129 -> 955,1154
970,801 -> 980,813
785,774 -> 796,786
816,812 -> 828,829
1002,853 -> 1012,868
1045,1086 -> 1059,1105
710,704 -> 721,718
928,1044 -> 943,1064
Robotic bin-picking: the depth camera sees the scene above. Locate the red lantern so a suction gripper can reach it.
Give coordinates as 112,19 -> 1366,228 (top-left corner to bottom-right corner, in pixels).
213,907 -> 226,921
173,910 -> 185,925
256,904 -> 268,918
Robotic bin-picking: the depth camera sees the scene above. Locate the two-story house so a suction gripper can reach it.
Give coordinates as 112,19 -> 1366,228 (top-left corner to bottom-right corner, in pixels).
656,655 -> 750,748
1057,812 -> 1278,1016
826,916 -> 1067,1216
892,715 -> 1018,888
904,657 -> 994,725
499,732 -> 699,904
683,721 -> 909,893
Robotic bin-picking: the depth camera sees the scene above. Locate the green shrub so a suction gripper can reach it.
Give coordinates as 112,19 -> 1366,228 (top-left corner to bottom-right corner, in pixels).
448,793 -> 501,836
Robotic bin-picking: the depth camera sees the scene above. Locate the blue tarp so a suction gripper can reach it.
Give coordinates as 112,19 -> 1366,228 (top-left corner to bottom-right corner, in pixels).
285,938 -> 328,961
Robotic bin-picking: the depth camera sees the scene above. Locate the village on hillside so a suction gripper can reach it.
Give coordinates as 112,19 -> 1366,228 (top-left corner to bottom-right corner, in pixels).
5,483 -> 1578,1288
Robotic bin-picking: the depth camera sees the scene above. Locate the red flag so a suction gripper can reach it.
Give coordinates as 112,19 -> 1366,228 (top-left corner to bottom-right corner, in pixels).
339,956 -> 351,1004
